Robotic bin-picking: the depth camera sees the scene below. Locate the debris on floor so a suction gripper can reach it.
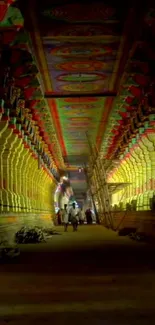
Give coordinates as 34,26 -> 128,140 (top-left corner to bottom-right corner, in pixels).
118,227 -> 137,236
118,228 -> 151,243
0,235 -> 20,262
15,226 -> 61,244
0,245 -> 20,261
129,231 -> 150,242
15,226 -> 45,244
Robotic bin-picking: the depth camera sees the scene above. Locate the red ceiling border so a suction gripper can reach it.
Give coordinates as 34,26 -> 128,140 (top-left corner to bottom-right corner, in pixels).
48,99 -> 67,157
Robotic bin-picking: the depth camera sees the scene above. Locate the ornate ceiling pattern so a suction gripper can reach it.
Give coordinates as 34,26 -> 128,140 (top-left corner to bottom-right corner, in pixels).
1,1 -> 154,201
28,1 -> 129,172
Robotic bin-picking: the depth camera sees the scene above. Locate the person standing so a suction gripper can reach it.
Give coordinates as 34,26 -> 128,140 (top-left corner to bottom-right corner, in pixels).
69,203 -> 79,231
57,209 -> 62,225
85,208 -> 92,224
62,204 -> 69,232
79,208 -> 85,225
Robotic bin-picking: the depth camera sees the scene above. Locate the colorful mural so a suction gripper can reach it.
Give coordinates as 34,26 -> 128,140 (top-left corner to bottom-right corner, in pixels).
54,97 -> 106,156
30,1 -> 127,170
42,40 -> 119,95
57,73 -> 106,82
51,45 -> 114,57
23,1 -> 154,212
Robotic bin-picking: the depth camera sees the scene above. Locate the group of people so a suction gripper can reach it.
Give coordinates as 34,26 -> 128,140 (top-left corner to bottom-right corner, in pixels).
56,203 -> 93,232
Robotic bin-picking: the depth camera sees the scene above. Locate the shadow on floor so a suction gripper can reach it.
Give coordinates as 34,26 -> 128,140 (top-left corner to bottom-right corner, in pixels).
0,226 -> 155,324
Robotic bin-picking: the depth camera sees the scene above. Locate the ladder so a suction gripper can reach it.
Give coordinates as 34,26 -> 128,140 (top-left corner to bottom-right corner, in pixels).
86,133 -> 114,229
84,165 -> 99,224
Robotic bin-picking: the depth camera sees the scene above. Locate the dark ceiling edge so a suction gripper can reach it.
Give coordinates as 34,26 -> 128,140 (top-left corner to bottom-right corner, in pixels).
97,4 -> 148,153
44,92 -> 117,99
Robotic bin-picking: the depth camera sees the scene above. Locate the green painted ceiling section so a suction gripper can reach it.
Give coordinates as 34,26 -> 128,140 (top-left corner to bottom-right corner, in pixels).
56,98 -> 106,155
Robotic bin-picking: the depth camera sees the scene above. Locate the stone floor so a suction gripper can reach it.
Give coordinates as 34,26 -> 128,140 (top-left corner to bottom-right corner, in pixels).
0,225 -> 155,324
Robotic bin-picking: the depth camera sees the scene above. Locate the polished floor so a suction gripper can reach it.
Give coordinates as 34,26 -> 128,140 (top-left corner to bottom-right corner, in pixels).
0,225 -> 155,324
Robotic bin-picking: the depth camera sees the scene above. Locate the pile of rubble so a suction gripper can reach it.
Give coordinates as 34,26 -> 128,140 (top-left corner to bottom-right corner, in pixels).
15,226 -> 60,244
0,226 -> 60,262
118,227 -> 150,243
0,245 -> 20,261
15,226 -> 45,244
129,232 -> 149,242
0,238 -> 20,262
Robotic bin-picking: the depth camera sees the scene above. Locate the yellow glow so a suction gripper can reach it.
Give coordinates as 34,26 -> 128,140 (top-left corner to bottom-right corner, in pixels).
107,130 -> 155,211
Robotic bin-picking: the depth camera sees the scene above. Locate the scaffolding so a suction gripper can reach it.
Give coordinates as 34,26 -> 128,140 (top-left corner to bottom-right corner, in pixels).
85,134 -> 114,229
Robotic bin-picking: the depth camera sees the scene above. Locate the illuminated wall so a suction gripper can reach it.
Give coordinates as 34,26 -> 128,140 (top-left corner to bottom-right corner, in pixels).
0,3 -> 60,233
0,117 -> 57,221
107,125 -> 155,211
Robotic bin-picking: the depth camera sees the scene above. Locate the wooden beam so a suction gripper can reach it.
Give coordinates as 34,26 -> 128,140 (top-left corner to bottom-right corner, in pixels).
44,91 -> 117,99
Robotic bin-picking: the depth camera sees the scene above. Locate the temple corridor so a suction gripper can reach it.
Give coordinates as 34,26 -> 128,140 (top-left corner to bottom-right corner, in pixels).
0,0 -> 154,222
0,225 -> 155,324
0,1 -> 155,323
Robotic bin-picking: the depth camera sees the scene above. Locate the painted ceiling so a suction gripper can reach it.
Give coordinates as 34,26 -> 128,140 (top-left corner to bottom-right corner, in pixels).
29,1 -> 128,161
21,0 -> 144,197
1,2 -> 154,201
